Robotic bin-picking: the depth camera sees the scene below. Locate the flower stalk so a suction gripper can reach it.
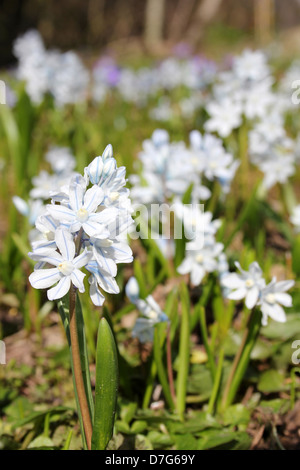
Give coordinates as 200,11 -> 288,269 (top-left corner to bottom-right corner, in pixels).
221,308 -> 261,411
69,285 -> 93,450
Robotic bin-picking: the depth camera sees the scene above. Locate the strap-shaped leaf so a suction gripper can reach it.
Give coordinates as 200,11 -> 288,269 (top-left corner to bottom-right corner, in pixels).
91,318 -> 118,450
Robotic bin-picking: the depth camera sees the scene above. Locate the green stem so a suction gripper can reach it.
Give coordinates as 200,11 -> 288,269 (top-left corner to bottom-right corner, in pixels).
69,287 -> 93,450
198,306 -> 216,380
176,284 -> 190,419
207,349 -> 224,415
166,324 -> 176,403
221,308 -> 261,410
143,359 -> 157,409
153,326 -> 175,411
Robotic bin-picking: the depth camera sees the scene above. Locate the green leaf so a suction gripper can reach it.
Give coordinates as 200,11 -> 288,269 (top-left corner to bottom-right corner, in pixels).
198,429 -> 251,450
27,436 -> 54,449
257,370 -> 287,393
176,283 -> 191,418
120,402 -> 137,425
259,398 -> 290,414
173,433 -> 198,450
292,235 -> 300,277
11,406 -> 72,430
153,324 -> 175,411
91,318 -> 119,450
147,431 -> 174,449
261,314 -> 300,341
223,404 -> 251,427
187,364 -> 213,398
135,434 -> 153,450
130,420 -> 148,434
167,412 -> 220,434
133,259 -> 147,298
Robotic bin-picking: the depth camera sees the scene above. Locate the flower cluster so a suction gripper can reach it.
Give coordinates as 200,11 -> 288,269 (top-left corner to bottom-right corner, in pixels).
175,203 -> 225,286
13,146 -> 77,242
27,145 -> 133,305
92,55 -> 216,108
205,49 -> 274,137
125,277 -> 169,343
249,113 -> 296,190
221,261 -> 294,325
13,30 -> 89,106
130,129 -> 238,208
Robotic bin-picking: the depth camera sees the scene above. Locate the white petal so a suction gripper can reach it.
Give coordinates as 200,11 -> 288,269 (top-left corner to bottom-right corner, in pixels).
47,204 -> 75,223
83,186 -> 104,213
55,228 -> 75,261
29,268 -> 61,289
125,277 -> 140,303
73,249 -> 92,269
89,277 -> 105,306
221,274 -> 245,289
266,303 -> 287,323
82,220 -> 105,238
71,269 -> 85,293
29,251 -> 63,266
274,293 -> 292,307
227,287 -> 247,301
69,180 -> 85,212
93,246 -> 117,277
191,264 -> 205,286
47,276 -> 71,300
275,280 -> 295,293
245,286 -> 259,309
96,270 -> 120,294
177,257 -> 193,275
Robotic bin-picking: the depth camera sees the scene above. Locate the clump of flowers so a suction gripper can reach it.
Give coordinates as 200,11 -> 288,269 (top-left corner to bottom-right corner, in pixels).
221,261 -> 294,325
27,144 -> 133,306
126,277 -> 169,343
13,30 -> 89,106
13,146 -> 78,243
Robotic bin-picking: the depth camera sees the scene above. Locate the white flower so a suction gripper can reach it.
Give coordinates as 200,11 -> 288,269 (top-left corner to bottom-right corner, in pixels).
205,99 -> 242,138
174,203 -> 220,245
221,261 -> 266,309
259,278 -> 295,326
29,228 -> 92,300
46,177 -> 113,238
291,205 -> 300,232
13,196 -> 44,226
45,147 -> 76,175
258,154 -> 295,190
13,30 -> 89,107
125,277 -> 140,303
125,277 -> 169,343
178,241 -> 224,286
232,49 -> 270,82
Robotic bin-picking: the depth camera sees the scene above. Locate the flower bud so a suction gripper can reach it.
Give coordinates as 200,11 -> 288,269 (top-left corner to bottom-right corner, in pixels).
102,144 -> 113,161
86,156 -> 103,184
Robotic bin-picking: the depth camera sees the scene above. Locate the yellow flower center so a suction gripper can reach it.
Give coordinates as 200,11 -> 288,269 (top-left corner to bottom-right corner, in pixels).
265,293 -> 276,304
109,191 -> 120,202
76,208 -> 89,222
245,279 -> 254,288
58,261 -> 74,276
196,254 -> 204,263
